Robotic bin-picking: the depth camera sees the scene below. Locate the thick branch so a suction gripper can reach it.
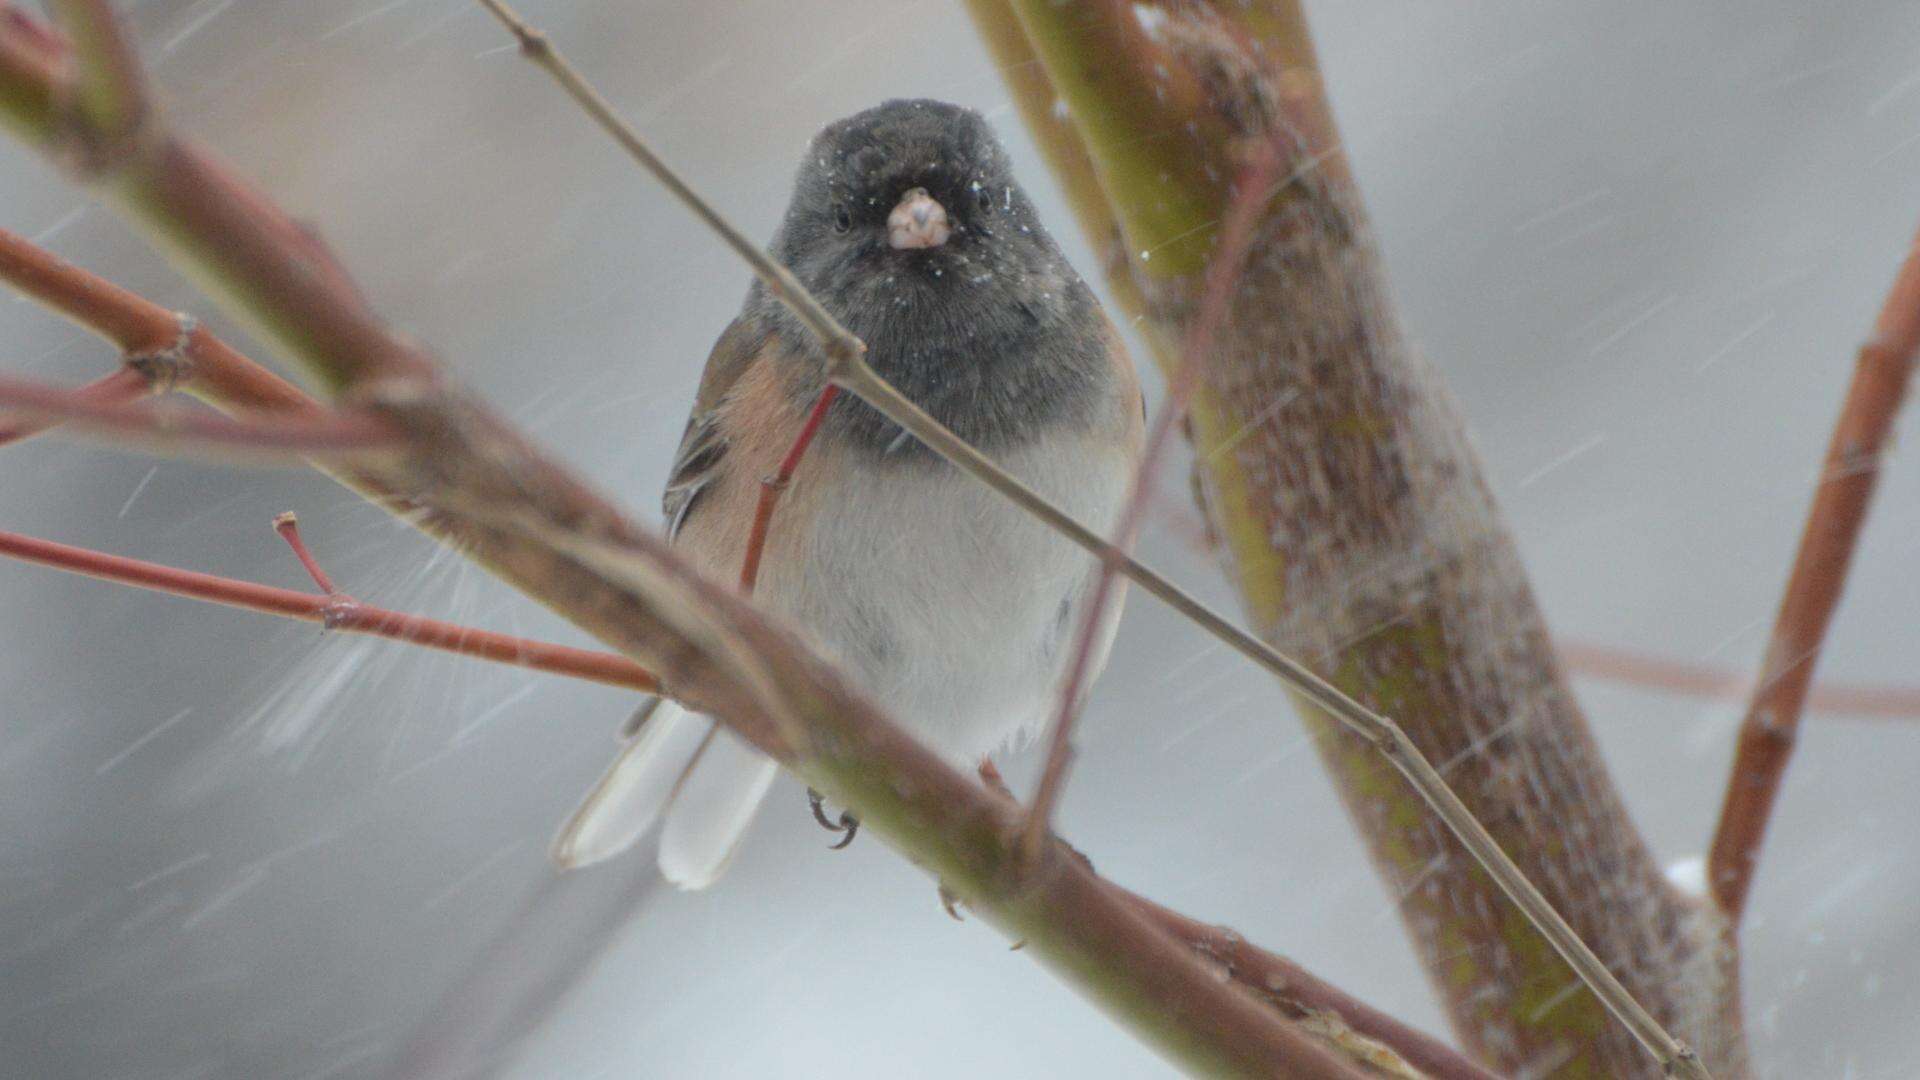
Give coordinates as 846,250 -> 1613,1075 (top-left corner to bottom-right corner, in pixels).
0,516 -> 1495,1078
1128,894 -> 1503,1080
979,2 -> 1742,1075
46,0 -> 147,151
1706,220 -> 1920,920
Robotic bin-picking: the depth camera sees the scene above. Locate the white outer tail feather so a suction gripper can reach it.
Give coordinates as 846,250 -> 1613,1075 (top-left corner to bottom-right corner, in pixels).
657,728 -> 779,888
550,700 -> 777,887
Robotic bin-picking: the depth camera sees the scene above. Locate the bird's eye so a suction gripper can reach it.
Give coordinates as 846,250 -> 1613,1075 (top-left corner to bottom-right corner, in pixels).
832,205 -> 852,233
973,184 -> 994,214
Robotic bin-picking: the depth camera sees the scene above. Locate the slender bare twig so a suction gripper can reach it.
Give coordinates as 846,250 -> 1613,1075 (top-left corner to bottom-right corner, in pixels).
1559,639 -> 1920,720
473,6 -> 1707,1073
739,385 -> 839,592
1707,219 -> 1920,921
472,0 -> 864,374
0,363 -> 153,447
272,512 -> 339,594
1022,138 -> 1284,858
0,224 -> 333,420
0,525 -> 662,693
0,372 -> 399,455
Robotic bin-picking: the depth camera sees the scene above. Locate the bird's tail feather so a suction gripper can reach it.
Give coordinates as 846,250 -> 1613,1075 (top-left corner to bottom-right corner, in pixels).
657,727 -> 779,889
550,699 -> 776,889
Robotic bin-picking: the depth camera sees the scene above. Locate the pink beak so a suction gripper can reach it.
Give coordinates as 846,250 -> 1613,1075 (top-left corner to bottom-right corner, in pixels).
887,187 -> 950,250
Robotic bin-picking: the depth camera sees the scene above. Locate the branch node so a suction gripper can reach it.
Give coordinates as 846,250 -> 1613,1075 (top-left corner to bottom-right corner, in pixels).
1664,1045 -> 1704,1079
820,339 -> 867,388
319,593 -> 359,631
124,311 -> 198,392
513,25 -> 549,60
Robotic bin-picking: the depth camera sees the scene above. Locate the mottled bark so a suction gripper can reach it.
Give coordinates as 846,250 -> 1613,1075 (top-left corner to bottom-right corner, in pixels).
974,2 -> 1751,1074
1175,179 -> 1743,1075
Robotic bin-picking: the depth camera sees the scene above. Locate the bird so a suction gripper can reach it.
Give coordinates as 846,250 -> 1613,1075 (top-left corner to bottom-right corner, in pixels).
552,99 -> 1144,887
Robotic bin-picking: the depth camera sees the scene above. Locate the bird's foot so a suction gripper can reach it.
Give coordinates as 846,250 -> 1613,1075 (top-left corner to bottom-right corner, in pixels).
807,788 -> 859,850
938,881 -> 966,921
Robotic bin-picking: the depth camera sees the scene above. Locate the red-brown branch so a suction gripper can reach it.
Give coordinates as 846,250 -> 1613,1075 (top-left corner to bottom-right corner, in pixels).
273,512 -> 339,594
1707,219 -> 1920,921
738,384 -> 839,592
0,526 -> 659,694
1124,893 -> 1504,1080
0,510 -> 1500,1077
0,372 -> 399,455
0,363 -> 152,447
1559,639 -> 1920,721
0,224 -> 326,422
1021,138 -> 1286,855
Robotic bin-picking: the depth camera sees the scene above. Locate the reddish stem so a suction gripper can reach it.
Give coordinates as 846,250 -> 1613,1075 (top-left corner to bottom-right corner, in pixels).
1021,139 -> 1286,854
1706,220 -> 1920,920
738,384 -> 839,593
0,364 -> 154,448
0,373 -> 396,454
0,225 -> 184,356
1558,639 -> 1920,720
0,527 -> 659,694
273,512 -> 338,594
0,223 -> 365,454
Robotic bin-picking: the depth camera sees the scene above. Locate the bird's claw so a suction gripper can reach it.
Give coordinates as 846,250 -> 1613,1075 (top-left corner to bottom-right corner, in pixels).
807,787 -> 859,850
938,882 -> 966,921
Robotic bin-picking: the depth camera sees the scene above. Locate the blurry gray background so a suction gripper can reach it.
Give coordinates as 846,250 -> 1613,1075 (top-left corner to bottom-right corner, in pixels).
2,2 -> 1917,1077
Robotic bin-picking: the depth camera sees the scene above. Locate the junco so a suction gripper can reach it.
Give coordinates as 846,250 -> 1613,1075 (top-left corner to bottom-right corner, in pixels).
553,99 -> 1143,887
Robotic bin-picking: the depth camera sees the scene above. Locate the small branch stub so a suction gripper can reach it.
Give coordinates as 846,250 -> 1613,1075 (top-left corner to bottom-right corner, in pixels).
273,511 -> 338,595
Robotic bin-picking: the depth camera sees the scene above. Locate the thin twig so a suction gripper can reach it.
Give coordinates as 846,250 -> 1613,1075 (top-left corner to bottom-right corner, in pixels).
473,8 -> 1707,1073
0,372 -> 401,455
472,0 -> 864,373
0,224 -> 329,421
739,384 -> 839,592
1706,219 -> 1920,921
0,363 -> 153,447
1559,639 -> 1920,720
273,512 -> 338,594
0,526 -> 660,693
1021,139 -> 1284,859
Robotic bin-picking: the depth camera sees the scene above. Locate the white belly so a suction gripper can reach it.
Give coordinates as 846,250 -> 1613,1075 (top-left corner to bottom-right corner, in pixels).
761,432 -> 1132,763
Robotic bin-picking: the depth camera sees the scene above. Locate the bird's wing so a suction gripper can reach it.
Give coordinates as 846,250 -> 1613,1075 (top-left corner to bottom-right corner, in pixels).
662,315 -> 771,538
